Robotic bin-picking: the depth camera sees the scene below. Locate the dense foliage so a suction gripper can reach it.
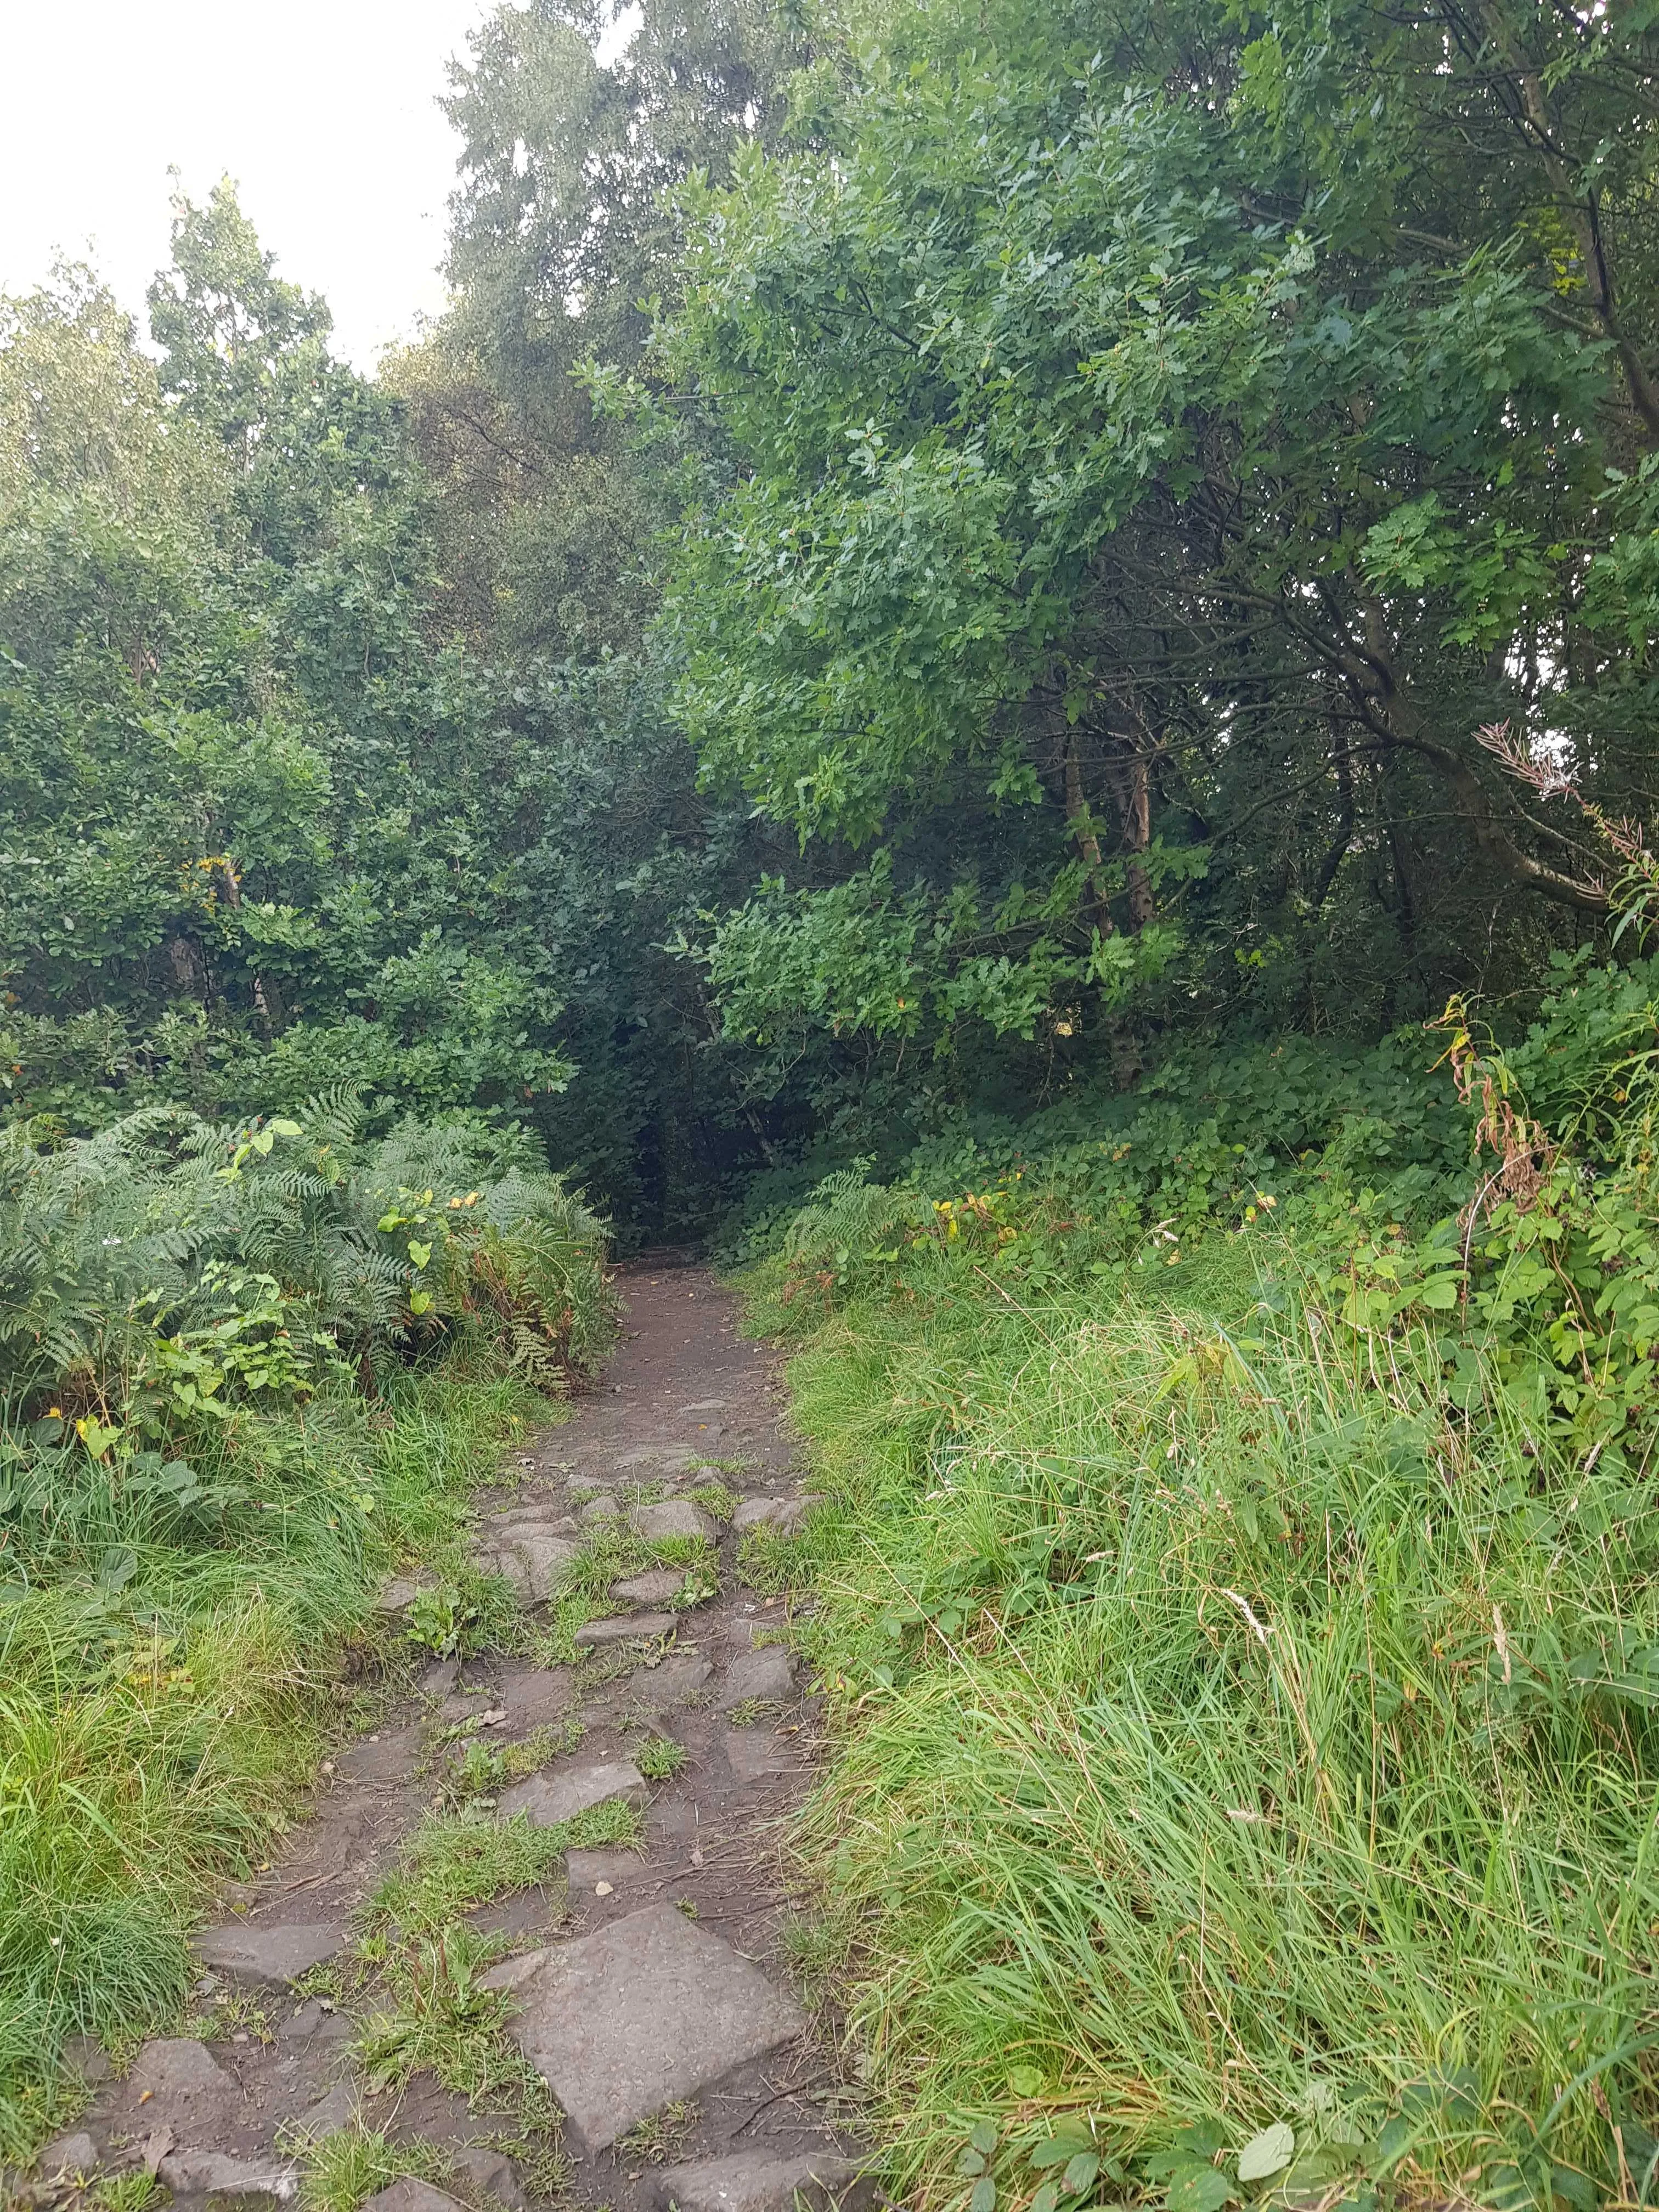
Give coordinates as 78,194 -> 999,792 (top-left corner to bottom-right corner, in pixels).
0,195 -> 768,1238
11,0 -> 1659,1209
654,0 -> 1659,1087
7,0 -> 1659,2195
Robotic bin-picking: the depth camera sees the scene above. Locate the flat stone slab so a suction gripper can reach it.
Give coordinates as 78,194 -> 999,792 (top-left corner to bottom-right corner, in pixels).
157,2147 -> 299,2200
727,1616 -> 788,1649
193,1922 -> 342,1986
292,2080 -> 357,2141
362,2184 -> 469,2212
576,1611 -> 676,1648
334,1724 -> 421,1785
36,2132 -> 99,2180
646,2150 -> 872,2212
634,1654 -> 713,1708
467,1887 -> 561,1946
479,1945 -> 552,1994
126,2038 -> 238,2108
732,1496 -> 807,1534
485,1502 -> 578,1531
612,1568 -> 688,1606
616,1443 -> 708,1470
276,1998 -> 351,2044
724,1728 -> 800,1785
496,1902 -> 807,2153
718,1646 -> 797,1708
567,1847 -> 649,1892
374,1574 -> 436,1615
498,1664 -> 575,1731
452,2146 -> 527,2211
498,1758 -> 647,1827
475,1525 -> 577,1604
634,1500 -> 717,1544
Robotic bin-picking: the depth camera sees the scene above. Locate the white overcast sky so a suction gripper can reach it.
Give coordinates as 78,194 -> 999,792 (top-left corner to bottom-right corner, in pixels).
1,0 -> 496,371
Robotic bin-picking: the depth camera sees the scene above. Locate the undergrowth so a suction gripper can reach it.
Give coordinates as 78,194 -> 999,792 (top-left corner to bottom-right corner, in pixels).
744,963 -> 1659,2212
0,1099 -> 613,2163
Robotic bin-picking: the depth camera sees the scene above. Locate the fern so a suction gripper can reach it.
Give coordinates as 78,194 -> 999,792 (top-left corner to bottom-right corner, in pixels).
0,1104 -> 616,1436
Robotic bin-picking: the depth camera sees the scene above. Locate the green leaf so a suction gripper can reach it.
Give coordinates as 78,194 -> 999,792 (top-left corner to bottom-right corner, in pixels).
1062,2153 -> 1099,2195
1030,2137 -> 1087,2171
1237,2124 -> 1294,2182
408,1240 -> 432,1268
969,2178 -> 996,2212
970,2123 -> 998,2157
1029,2186 -> 1059,2212
957,2149 -> 986,2176
1008,2067 -> 1043,2100
1167,2166 -> 1232,2212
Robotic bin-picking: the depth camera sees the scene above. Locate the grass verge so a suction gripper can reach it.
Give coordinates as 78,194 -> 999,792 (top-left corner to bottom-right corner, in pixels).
743,1240 -> 1659,2212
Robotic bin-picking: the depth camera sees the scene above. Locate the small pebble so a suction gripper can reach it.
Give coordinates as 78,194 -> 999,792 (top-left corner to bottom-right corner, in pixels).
595,1880 -> 613,1897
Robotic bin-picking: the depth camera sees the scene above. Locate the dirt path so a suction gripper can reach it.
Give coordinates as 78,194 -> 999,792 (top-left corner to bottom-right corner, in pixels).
35,1266 -> 863,2212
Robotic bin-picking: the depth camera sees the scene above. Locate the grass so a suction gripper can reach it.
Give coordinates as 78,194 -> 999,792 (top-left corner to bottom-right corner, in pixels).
741,1234 -> 1659,2212
347,1942 -> 565,2188
736,1521 -> 806,1593
725,1696 -> 780,1727
94,2175 -> 163,2212
618,2098 -> 698,2164
439,1717 -> 586,1809
308,1776 -> 644,2204
668,1563 -> 720,1609
300,2123 -> 450,2212
635,1734 -> 689,1780
686,1479 -> 739,1522
353,1925 -> 520,2098
646,1531 -> 717,1569
560,1521 -> 654,1598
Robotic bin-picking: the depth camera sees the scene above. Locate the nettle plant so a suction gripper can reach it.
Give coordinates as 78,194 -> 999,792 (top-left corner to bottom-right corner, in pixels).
132,1262 -> 346,1427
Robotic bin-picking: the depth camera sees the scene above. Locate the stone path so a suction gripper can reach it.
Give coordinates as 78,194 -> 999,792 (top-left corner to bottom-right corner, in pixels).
27,1267 -> 869,2212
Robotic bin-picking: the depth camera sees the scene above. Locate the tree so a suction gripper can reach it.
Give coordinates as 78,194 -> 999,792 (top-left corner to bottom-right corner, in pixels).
659,0 -> 1659,1076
